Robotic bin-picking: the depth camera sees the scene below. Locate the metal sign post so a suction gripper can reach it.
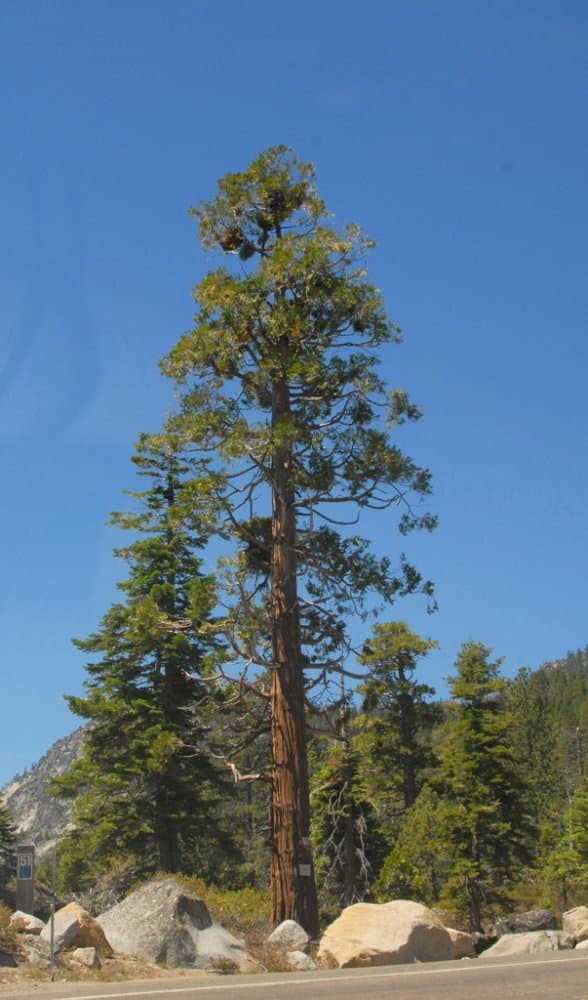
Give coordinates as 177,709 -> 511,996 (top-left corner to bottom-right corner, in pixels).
49,846 -> 56,981
15,845 -> 35,914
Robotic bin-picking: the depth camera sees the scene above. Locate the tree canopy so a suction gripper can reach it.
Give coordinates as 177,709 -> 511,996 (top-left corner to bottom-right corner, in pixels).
57,435 -> 237,889
159,146 -> 435,933
436,642 -> 534,931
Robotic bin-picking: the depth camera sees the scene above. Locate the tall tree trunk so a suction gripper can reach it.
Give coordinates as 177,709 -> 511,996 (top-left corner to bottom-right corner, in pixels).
341,740 -> 356,908
155,777 -> 181,872
269,374 -> 319,938
397,680 -> 418,809
467,878 -> 483,934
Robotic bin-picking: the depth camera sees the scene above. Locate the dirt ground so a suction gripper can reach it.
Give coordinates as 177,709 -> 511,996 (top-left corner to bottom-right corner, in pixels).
0,953 -> 206,992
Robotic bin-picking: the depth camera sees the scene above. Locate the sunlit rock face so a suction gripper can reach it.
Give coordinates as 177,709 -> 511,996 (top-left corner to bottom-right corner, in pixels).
1,728 -> 85,856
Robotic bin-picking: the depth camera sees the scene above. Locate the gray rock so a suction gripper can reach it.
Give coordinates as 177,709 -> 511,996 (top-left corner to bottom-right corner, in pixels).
268,919 -> 310,952
10,910 -> 44,934
40,911 -> 80,952
53,903 -> 113,956
575,939 -> 588,951
486,908 -> 556,937
286,950 -> 317,970
480,930 -> 574,958
563,906 -> 588,944
70,946 -> 100,969
1,728 -> 85,858
97,877 -> 249,970
20,936 -> 51,968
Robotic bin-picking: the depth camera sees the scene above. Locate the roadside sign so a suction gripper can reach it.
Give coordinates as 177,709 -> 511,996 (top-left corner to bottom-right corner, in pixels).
18,851 -> 33,879
16,844 -> 35,913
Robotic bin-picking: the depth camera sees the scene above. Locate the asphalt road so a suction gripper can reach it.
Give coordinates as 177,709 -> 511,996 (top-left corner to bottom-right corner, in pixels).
1,952 -> 588,1000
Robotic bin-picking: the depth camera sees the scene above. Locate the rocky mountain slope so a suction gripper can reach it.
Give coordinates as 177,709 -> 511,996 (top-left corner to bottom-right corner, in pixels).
0,728 -> 85,857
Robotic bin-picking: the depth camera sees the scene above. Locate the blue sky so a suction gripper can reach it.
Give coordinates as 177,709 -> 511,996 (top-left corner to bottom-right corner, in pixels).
1,0 -> 587,786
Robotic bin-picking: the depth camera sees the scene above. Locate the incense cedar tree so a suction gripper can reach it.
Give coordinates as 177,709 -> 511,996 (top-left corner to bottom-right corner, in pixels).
160,146 -> 435,935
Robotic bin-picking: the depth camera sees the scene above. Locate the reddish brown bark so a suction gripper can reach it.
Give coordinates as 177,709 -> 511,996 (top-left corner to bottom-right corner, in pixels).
269,374 -> 319,939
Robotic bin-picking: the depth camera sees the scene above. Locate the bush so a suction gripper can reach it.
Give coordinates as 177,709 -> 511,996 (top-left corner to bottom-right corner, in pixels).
0,903 -> 18,958
173,875 -> 271,937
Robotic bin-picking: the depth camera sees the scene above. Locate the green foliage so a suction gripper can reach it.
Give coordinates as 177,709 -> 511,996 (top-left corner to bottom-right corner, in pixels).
570,773 -> 588,858
172,874 -> 271,937
536,774 -> 588,912
357,622 -> 439,815
435,642 -> 534,931
0,805 -> 15,891
310,735 -> 388,917
0,902 -> 18,958
373,785 -> 450,905
157,146 -> 435,930
160,145 -> 435,698
507,650 -> 588,878
55,435 -> 240,889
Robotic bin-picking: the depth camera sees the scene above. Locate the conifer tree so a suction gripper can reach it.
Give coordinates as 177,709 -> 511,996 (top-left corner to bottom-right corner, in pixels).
358,621 -> 439,814
569,773 -> 588,861
0,805 -> 15,890
160,146 -> 434,934
539,772 -> 588,910
58,435 -> 236,885
437,642 -> 534,931
508,667 -> 563,825
310,708 -> 388,914
373,785 -> 450,905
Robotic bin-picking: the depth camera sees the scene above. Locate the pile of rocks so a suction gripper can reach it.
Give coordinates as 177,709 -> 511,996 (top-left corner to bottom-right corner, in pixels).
4,880 -> 588,976
480,906 -> 588,959
6,901 -> 112,971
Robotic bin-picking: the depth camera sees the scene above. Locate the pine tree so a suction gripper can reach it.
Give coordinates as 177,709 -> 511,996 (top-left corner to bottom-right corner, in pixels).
373,785 -> 450,905
0,805 -> 15,890
508,667 -> 563,825
569,773 -> 588,860
358,621 -> 439,815
160,147 -> 434,933
310,708 -> 388,915
539,772 -> 588,910
57,435 -> 236,887
436,642 -> 534,931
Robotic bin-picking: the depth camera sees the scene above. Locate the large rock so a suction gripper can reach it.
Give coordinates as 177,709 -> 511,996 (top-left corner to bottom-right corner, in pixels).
486,908 -> 556,937
97,878 -> 249,969
58,903 -> 113,956
70,946 -> 100,969
39,903 -> 112,957
480,930 -> 574,958
40,909 -> 80,951
447,926 -> 476,959
267,919 -> 310,952
317,900 -> 473,968
10,910 -> 44,934
562,906 -> 588,944
286,950 -> 317,970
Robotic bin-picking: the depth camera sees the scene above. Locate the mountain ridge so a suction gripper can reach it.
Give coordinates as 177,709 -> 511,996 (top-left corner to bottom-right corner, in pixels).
0,727 -> 85,857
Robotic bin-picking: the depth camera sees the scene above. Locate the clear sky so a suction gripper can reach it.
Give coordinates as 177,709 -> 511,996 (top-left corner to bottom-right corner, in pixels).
1,0 -> 587,786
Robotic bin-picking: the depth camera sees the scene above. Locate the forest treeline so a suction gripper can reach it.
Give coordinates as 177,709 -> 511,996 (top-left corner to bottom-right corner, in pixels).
1,147 -> 586,933
1,623 -> 586,931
